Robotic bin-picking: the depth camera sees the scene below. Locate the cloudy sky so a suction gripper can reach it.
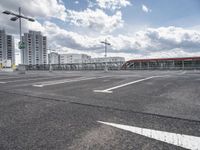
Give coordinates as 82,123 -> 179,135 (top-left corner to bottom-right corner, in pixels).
0,0 -> 200,64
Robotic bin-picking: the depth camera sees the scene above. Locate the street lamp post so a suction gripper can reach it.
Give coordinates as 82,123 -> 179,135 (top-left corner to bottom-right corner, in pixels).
19,7 -> 22,44
2,7 -> 35,64
101,39 -> 111,72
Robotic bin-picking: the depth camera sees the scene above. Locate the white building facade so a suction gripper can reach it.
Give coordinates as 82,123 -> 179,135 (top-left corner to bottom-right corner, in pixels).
59,54 -> 125,64
89,57 -> 125,63
0,29 -> 15,67
59,54 -> 91,64
21,31 -> 47,65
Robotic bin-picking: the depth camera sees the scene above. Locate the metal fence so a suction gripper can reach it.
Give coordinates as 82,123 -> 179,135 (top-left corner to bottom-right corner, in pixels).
18,60 -> 200,71
22,61 -> 125,71
121,60 -> 200,70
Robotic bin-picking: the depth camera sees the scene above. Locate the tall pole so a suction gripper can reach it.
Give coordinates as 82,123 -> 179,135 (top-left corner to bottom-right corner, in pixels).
105,39 -> 107,72
18,7 -> 23,64
105,39 -> 107,58
100,39 -> 110,72
19,7 -> 22,42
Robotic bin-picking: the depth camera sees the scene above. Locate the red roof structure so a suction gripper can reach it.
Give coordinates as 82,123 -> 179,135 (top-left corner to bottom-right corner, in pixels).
122,56 -> 200,70
126,56 -> 200,63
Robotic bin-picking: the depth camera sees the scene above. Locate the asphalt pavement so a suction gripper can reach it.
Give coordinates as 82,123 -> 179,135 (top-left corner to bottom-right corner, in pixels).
0,70 -> 200,150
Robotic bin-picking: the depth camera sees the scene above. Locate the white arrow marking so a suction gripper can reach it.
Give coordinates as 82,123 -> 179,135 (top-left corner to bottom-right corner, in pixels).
94,75 -> 169,93
98,121 -> 200,150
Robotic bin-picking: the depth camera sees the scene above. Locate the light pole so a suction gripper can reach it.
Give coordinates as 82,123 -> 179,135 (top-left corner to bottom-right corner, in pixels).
100,39 -> 111,72
2,7 -> 35,64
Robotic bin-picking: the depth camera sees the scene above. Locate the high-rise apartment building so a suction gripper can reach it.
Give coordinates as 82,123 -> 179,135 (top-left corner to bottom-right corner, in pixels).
21,31 -> 47,65
6,35 -> 15,65
0,29 -> 15,67
0,30 -> 7,64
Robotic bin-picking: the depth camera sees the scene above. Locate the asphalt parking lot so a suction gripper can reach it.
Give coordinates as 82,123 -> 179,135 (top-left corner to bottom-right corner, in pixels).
0,70 -> 200,150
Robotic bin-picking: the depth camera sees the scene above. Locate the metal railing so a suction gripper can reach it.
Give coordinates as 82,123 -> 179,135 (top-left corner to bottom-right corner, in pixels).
121,61 -> 200,70
17,61 -> 200,71
21,62 -> 125,71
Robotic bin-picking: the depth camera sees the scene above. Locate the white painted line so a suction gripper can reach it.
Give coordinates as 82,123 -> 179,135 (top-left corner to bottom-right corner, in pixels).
98,121 -> 200,150
33,76 -> 109,87
180,71 -> 186,75
32,84 -> 44,87
0,77 -> 22,80
0,81 -> 7,84
93,90 -> 113,93
4,76 -> 65,83
0,75 -> 40,80
94,75 -> 168,93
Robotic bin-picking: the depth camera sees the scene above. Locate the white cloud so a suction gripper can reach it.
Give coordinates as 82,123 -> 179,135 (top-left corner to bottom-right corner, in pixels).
66,9 -> 123,33
3,17 -> 200,63
0,0 -> 67,21
142,4 -> 151,13
75,1 -> 79,4
2,0 -> 199,63
42,22 -> 200,57
96,0 -> 131,10
144,26 -> 200,52
1,0 -> 199,62
10,23 -> 200,63
43,21 -> 104,51
0,0 -> 126,33
0,12 -> 45,35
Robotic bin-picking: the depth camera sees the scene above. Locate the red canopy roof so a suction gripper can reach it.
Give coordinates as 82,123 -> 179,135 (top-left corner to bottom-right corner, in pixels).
127,56 -> 200,63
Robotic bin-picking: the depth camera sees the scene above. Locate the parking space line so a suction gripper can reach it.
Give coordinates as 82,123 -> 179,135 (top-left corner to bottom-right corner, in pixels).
94,75 -> 169,93
33,76 -> 109,87
98,121 -> 200,150
0,77 -> 22,80
0,75 -> 42,80
0,76 -> 77,84
0,81 -> 6,84
179,71 -> 186,75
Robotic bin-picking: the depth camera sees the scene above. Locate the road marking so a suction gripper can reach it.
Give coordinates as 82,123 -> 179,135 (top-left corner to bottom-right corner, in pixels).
0,81 -> 6,84
180,71 -> 186,75
33,76 -> 109,87
32,84 -> 44,87
5,76 -> 64,83
0,75 -> 42,80
94,75 -> 168,93
98,121 -> 200,150
0,77 -> 22,80
0,76 -> 76,84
